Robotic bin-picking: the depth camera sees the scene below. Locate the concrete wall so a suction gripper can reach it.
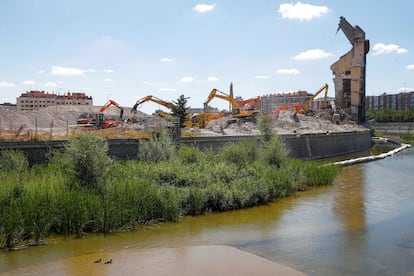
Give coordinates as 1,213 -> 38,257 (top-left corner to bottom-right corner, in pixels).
0,131 -> 372,166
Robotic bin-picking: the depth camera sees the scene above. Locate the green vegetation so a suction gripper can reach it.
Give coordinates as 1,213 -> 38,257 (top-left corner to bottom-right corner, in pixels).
367,108 -> 414,122
401,133 -> 414,145
0,132 -> 338,250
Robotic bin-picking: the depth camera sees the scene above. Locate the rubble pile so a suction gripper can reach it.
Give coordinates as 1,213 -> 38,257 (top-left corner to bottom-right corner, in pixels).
0,105 -> 368,138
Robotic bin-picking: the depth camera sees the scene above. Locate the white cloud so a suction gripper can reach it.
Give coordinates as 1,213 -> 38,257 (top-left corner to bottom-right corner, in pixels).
193,3 -> 215,13
276,69 -> 301,75
372,43 -> 408,56
23,80 -> 35,85
104,78 -> 113,82
159,88 -> 177,92
294,49 -> 333,60
104,69 -> 114,73
56,80 -> 63,84
87,68 -> 96,73
0,81 -> 16,88
179,76 -> 194,83
44,82 -> 58,87
278,2 -> 328,21
406,64 -> 414,70
52,66 -> 86,76
161,57 -> 174,62
207,76 -> 219,81
37,70 -> 45,74
254,75 -> 270,79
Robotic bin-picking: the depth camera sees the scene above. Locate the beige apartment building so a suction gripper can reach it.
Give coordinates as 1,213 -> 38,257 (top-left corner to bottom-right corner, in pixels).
16,91 -> 93,111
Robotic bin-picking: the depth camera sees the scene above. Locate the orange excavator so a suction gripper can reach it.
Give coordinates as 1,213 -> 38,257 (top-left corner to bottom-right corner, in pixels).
99,99 -> 124,120
76,99 -> 122,129
240,96 -> 261,111
273,103 -> 301,116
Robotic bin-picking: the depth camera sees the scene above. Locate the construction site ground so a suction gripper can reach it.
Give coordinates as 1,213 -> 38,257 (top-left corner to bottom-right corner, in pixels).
0,105 -> 368,139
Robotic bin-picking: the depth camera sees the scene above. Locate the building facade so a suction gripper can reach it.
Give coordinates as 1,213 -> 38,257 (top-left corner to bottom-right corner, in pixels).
16,91 -> 93,111
365,92 -> 414,111
259,91 -> 313,114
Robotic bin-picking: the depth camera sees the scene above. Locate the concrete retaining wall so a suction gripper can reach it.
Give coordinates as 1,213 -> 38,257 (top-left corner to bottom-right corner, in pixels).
0,131 -> 372,166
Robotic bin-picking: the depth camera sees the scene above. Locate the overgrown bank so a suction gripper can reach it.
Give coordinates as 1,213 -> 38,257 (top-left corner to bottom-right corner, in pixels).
0,123 -> 338,250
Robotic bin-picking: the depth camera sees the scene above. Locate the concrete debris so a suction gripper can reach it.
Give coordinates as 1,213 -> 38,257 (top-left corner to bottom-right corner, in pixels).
0,105 -> 368,137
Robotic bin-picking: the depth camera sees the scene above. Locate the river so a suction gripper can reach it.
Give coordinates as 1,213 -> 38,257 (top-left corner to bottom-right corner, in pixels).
1,147 -> 413,275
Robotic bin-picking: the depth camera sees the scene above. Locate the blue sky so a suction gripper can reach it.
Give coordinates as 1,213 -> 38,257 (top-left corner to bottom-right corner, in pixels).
0,1 -> 413,113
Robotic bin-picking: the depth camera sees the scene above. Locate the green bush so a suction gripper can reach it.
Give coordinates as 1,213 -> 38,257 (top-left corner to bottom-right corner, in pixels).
260,135 -> 289,168
221,143 -> 248,169
139,132 -> 176,162
258,115 -> 274,142
0,150 -> 28,175
178,145 -> 201,164
57,132 -> 112,194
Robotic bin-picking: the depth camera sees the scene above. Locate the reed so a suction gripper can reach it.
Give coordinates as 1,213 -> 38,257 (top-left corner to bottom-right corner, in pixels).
0,132 -> 338,249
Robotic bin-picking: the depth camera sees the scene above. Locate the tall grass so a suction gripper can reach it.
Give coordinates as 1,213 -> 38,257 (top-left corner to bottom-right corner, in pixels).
0,132 -> 338,249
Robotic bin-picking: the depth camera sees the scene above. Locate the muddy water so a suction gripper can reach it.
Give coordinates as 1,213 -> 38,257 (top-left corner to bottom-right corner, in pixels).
1,148 -> 414,275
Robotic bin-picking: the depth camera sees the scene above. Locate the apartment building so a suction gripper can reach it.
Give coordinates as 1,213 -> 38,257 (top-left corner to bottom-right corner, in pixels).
259,91 -> 313,114
16,91 -> 93,111
365,92 -> 414,111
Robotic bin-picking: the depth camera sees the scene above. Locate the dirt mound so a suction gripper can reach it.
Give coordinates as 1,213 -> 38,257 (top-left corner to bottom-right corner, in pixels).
0,105 -> 140,136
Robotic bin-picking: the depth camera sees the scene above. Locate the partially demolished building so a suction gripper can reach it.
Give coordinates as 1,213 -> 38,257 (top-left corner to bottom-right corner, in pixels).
331,16 -> 370,123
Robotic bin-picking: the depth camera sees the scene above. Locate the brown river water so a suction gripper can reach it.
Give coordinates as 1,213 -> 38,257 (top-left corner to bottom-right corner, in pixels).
1,147 -> 413,275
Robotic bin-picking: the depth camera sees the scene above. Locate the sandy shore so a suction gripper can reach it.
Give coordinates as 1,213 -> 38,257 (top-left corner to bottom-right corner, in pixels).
4,245 -> 306,276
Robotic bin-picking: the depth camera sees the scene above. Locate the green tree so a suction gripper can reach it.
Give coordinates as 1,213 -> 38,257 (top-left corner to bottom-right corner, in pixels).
171,94 -> 190,128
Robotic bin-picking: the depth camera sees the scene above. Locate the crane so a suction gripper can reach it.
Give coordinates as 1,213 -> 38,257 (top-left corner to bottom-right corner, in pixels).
296,83 -> 329,115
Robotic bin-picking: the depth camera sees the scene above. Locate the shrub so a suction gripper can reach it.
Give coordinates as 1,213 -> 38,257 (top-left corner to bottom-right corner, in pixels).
0,150 -> 28,175
221,143 -> 248,169
139,132 -> 176,162
178,145 -> 201,164
260,135 -> 289,168
57,132 -> 112,194
302,162 -> 338,187
258,115 -> 274,142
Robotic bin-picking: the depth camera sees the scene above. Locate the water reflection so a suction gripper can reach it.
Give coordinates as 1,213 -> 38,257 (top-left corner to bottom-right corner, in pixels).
332,165 -> 366,231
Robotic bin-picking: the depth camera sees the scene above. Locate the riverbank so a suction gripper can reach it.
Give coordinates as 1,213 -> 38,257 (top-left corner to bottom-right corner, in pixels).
2,245 -> 306,276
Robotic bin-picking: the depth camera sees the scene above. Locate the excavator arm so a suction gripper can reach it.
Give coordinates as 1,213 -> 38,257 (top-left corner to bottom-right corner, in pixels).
297,83 -> 329,114
203,87 -> 260,119
240,96 -> 261,110
131,95 -> 174,114
203,88 -> 240,112
99,99 -> 124,120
